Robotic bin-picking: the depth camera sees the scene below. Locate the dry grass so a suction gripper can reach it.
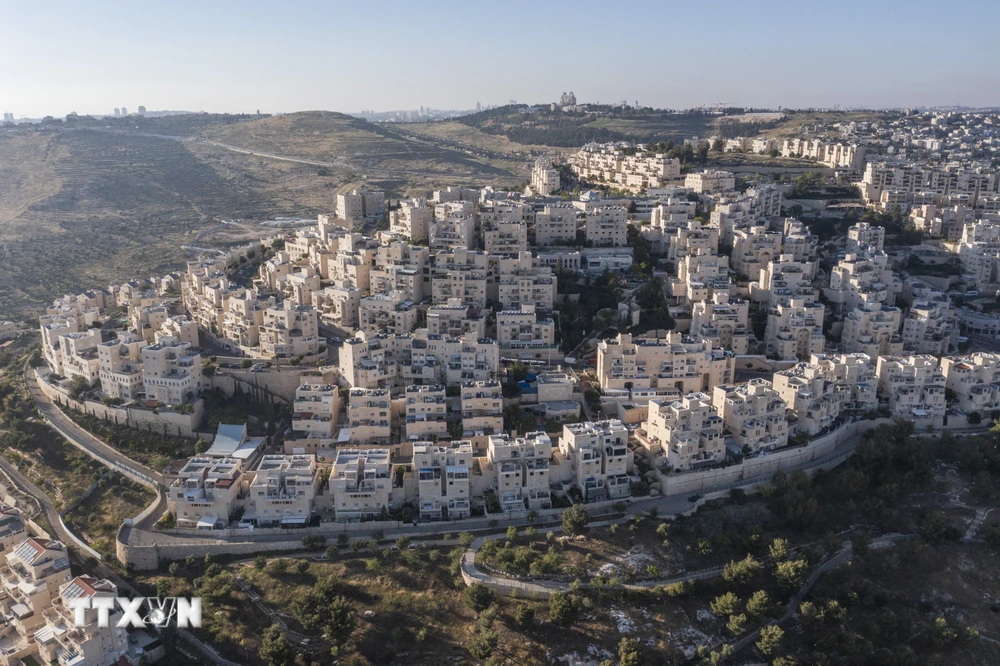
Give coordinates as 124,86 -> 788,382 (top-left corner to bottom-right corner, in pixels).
62,474 -> 155,556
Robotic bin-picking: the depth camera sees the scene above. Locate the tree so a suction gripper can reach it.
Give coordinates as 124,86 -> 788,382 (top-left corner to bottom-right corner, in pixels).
548,592 -> 578,627
506,525 -> 519,542
756,625 -> 784,655
325,595 -> 357,646
723,554 -> 762,584
726,613 -> 747,635
775,559 -> 807,589
746,590 -> 771,619
711,592 -> 741,617
459,531 -> 475,548
260,625 -> 297,666
396,536 -> 411,550
618,637 -> 643,666
768,538 -> 789,562
465,582 -> 494,613
514,604 -> 535,629
561,503 -> 589,536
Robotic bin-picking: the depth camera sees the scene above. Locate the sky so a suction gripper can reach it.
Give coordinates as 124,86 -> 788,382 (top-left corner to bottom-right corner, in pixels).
2,0 -> 998,118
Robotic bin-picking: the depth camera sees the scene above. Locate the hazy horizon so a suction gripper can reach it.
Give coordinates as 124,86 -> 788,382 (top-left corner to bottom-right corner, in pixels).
2,0 -> 998,119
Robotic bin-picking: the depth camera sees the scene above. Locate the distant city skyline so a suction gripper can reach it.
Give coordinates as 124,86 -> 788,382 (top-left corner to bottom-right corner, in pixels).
2,0 -> 998,119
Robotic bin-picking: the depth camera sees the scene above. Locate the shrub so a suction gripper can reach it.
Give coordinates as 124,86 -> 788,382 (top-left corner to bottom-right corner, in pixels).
514,604 -> 535,629
549,592 -> 578,627
710,592 -> 741,617
561,503 -> 589,536
464,582 -> 494,613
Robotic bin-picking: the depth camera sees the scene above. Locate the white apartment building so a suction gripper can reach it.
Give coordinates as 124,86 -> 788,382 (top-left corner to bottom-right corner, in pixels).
497,253 -> 556,310
765,298 -> 826,361
404,384 -> 448,440
339,330 -> 499,389
141,336 -> 202,406
901,292 -> 954,355
812,352 -> 878,413
825,251 -> 899,312
671,249 -> 731,304
841,302 -> 904,359
484,220 -> 528,255
941,352 -> 1000,414
875,355 -> 946,421
336,189 -> 385,222
292,383 -> 339,439
330,449 -> 393,521
753,254 -> 817,305
259,302 -> 321,361
772,362 -> 850,436
569,144 -> 680,192
535,205 -> 579,245
390,199 -> 433,242
487,432 -> 553,513
168,457 -> 244,528
249,454 -> 320,526
644,393 -> 725,471
97,333 -> 145,401
358,292 -> 418,336
312,280 -> 363,328
584,206 -> 629,247
846,222 -> 886,253
530,158 -> 561,196
659,219 -> 718,262
462,379 -> 503,437
690,293 -> 750,355
426,300 -> 487,339
732,226 -> 783,281
781,218 -> 818,263
536,372 -> 576,403
859,162 -> 999,209
0,538 -> 73,640
347,388 -> 391,445
370,242 -> 429,303
559,420 -> 631,502
497,305 -> 557,361
413,441 -> 473,520
323,234 -> 376,293
431,248 -> 493,307
430,214 -> 476,250
712,379 -> 789,453
685,170 -> 736,194
50,329 -> 103,384
34,576 -> 129,666
596,331 -> 734,396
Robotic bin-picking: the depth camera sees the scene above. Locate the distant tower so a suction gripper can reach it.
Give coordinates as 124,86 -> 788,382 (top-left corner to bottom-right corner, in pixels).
121,106 -> 127,116
476,101 -> 481,112
137,105 -> 146,116
114,108 -> 120,117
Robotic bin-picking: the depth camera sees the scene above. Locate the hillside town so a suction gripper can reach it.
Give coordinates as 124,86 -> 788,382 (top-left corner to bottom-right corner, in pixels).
30,108 -> 1000,541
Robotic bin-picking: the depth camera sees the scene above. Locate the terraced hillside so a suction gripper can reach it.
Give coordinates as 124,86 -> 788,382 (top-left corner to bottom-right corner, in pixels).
0,112 -> 529,318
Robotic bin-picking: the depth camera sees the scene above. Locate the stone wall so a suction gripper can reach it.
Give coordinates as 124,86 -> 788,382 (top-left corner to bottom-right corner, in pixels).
35,370 -> 204,438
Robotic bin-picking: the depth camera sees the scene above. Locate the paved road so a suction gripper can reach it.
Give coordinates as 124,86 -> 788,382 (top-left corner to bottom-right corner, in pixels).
25,367 -> 166,487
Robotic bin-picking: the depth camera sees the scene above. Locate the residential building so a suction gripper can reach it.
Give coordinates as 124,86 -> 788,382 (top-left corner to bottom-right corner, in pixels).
690,293 -> 750,355
731,226 -> 783,281
534,205 -> 579,245
426,300 -> 487,340
812,352 -> 878,413
772,362 -> 850,435
292,383 -> 339,439
530,157 -> 561,196
97,333 -> 145,401
34,576 -> 129,666
413,441 -> 473,520
330,449 -> 392,521
141,336 -> 202,405
486,432 -> 553,513
644,393 -> 725,471
841,302 -> 904,359
167,458 -> 244,528
941,353 -> 1000,414
496,305 -> 557,361
765,298 -> 826,361
483,220 -> 528,255
259,302 -> 321,361
497,253 -> 556,310
336,189 -> 385,222
347,388 -> 391,445
249,455 -> 320,526
901,292 -> 954,355
462,379 -> 503,436
685,170 -> 736,194
596,331 -> 734,396
875,355 -> 946,421
404,384 -> 448,440
390,199 -> 433,242
826,251 -> 899,312
559,420 -> 631,502
0,538 -> 72,636
312,280 -> 363,328
847,222 -> 886,253
569,144 -> 680,192
584,206 -> 628,246
712,379 -> 789,453
358,292 -> 418,336
753,254 -> 817,305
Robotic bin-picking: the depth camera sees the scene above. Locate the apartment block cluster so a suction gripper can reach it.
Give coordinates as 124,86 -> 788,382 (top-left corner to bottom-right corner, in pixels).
39,290 -> 204,407
0,531 -> 150,665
